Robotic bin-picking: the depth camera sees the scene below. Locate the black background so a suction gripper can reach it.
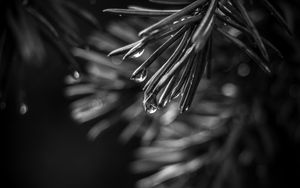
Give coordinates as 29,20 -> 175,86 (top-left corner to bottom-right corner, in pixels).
3,1 -> 156,188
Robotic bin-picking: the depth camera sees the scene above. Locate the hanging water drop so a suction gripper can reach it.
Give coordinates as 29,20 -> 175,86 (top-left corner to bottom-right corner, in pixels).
19,103 -> 28,115
72,70 -> 80,80
146,104 -> 157,114
173,20 -> 179,24
185,106 -> 189,112
131,69 -> 147,83
143,96 -> 158,114
131,49 -> 144,58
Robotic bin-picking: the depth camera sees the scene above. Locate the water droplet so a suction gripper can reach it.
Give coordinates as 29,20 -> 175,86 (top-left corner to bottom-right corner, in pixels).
131,49 -> 144,58
143,96 -> 158,114
131,69 -> 147,83
146,104 -> 157,114
173,20 -> 179,24
19,103 -> 28,115
73,71 -> 80,80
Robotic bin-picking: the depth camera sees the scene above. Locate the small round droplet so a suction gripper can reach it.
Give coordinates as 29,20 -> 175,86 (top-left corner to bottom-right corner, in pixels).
146,104 -> 157,114
19,103 -> 28,115
173,20 -> 179,24
73,71 -> 80,80
131,69 -> 147,83
131,49 -> 144,58
143,97 -> 158,114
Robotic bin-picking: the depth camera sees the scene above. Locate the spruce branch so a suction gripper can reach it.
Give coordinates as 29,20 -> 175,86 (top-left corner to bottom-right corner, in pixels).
104,0 -> 290,114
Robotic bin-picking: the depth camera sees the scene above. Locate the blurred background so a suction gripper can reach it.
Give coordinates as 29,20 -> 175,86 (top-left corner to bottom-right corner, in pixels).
3,1 -> 148,188
3,0 -> 300,188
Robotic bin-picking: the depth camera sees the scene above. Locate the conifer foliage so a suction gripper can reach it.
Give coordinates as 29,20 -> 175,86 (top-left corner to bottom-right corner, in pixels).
69,0 -> 299,188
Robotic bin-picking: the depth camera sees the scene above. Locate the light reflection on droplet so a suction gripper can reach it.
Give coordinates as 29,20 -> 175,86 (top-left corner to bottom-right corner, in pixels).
146,105 -> 157,114
19,103 -> 28,115
131,49 -> 144,58
131,69 -> 147,83
143,97 -> 158,114
73,71 -> 80,80
222,83 -> 238,97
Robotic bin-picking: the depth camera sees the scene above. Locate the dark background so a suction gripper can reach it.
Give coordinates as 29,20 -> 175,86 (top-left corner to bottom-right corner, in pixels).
3,1 -> 157,188
3,1 -> 300,188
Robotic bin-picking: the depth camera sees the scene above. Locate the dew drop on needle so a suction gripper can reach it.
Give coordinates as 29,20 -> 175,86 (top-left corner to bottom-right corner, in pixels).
143,97 -> 158,114
72,71 -> 81,80
131,49 -> 145,58
131,69 -> 147,83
